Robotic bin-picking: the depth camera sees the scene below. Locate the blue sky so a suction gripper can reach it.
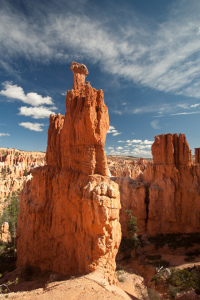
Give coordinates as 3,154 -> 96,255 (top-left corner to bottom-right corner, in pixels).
0,0 -> 200,157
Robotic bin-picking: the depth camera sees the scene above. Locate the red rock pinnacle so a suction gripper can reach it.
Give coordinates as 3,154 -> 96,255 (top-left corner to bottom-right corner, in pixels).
152,133 -> 192,167
70,62 -> 89,90
46,61 -> 109,176
17,62 -> 121,284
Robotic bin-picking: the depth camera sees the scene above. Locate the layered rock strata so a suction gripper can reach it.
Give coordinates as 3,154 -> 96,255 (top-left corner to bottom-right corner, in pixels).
0,148 -> 45,201
111,134 -> 200,236
17,62 -> 121,283
152,133 -> 192,167
113,177 -> 146,236
142,135 -> 200,234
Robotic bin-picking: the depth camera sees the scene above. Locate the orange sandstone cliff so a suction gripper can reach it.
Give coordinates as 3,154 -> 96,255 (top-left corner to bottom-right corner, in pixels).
112,134 -> 200,237
143,133 -> 200,235
16,62 -> 121,283
152,133 -> 192,166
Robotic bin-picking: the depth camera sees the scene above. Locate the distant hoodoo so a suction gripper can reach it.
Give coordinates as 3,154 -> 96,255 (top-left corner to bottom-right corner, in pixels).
151,133 -> 192,167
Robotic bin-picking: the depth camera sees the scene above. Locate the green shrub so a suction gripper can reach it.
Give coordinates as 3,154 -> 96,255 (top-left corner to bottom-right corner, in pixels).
169,285 -> 180,298
148,233 -> 200,250
168,267 -> 200,294
143,288 -> 161,300
151,274 -> 160,285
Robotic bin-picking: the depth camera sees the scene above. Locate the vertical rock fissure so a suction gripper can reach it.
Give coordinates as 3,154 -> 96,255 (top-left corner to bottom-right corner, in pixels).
145,185 -> 149,231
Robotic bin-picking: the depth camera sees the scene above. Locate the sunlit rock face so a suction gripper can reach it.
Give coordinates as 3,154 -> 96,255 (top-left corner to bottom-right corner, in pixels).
151,133 -> 192,167
46,62 -> 109,176
116,133 -> 200,236
16,62 -> 121,284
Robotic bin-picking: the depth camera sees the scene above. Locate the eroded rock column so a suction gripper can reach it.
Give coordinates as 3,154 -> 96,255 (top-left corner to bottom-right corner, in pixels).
17,62 -> 121,284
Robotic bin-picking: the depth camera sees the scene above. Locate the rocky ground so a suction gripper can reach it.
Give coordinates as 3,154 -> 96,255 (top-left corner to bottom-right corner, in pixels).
1,233 -> 200,299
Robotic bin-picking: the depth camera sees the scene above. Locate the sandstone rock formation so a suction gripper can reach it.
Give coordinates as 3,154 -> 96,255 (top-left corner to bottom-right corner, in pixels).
152,133 -> 192,167
113,177 -> 146,236
46,62 -> 109,176
17,62 -> 121,283
195,148 -> 200,164
109,134 -> 200,237
0,148 -> 45,204
0,222 -> 10,242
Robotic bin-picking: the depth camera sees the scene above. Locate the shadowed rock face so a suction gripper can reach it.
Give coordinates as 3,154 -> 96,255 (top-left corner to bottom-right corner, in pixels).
17,62 -> 121,284
195,148 -> 200,164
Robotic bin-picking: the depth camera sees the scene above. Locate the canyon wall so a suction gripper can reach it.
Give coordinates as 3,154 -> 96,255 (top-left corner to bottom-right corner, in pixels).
152,133 -> 192,166
0,148 -> 45,207
17,62 -> 121,283
143,134 -> 200,235
110,134 -> 200,237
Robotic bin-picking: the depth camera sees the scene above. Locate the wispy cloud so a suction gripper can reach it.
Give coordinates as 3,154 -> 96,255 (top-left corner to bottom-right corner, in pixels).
0,82 -> 53,106
19,122 -> 45,132
170,111 -> 200,116
176,103 -> 190,109
18,106 -> 56,119
191,103 -> 200,108
151,120 -> 161,129
1,0 -> 200,100
0,133 -> 10,137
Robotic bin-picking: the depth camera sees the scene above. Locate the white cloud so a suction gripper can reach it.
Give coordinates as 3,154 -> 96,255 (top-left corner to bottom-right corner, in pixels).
107,126 -> 115,133
107,137 -> 153,157
1,1 -> 200,99
118,140 -> 124,143
131,139 -> 142,143
191,103 -> 200,108
141,140 -> 154,145
150,119 -> 161,129
137,145 -> 152,150
19,122 -> 45,132
176,103 -> 189,109
18,106 -> 56,119
0,133 -> 10,137
170,111 -> 200,116
107,125 -> 121,136
0,82 -> 53,106
131,149 -> 152,157
112,110 -> 122,115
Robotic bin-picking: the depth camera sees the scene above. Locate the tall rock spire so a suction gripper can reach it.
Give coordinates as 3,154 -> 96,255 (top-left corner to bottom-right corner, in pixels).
17,62 -> 121,284
46,61 -> 109,176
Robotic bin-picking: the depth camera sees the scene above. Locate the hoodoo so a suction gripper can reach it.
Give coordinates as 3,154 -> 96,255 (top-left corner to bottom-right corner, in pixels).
116,133 -> 200,236
16,62 -> 121,283
152,133 -> 192,167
